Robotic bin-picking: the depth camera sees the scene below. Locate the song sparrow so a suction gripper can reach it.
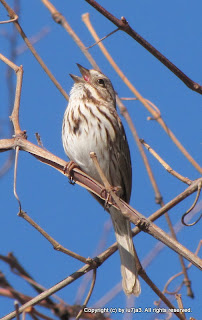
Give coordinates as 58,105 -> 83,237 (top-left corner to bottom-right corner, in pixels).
62,64 -> 141,296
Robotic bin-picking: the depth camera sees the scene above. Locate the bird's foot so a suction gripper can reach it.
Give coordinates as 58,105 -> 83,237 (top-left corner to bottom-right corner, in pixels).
63,160 -> 79,184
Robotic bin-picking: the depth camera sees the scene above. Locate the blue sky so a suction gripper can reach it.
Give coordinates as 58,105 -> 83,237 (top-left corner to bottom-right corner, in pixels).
0,1 -> 201,319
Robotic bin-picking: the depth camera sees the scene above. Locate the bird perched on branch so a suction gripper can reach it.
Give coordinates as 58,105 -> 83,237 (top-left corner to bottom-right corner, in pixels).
62,64 -> 141,296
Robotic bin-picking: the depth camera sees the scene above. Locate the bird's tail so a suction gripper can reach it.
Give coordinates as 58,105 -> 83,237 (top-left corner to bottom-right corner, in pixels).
110,207 -> 141,296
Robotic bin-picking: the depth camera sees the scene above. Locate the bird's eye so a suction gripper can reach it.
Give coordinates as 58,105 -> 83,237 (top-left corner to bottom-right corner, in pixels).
97,78 -> 105,86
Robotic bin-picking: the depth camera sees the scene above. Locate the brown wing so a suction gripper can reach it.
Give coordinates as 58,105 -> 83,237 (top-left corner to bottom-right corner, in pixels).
115,121 -> 132,204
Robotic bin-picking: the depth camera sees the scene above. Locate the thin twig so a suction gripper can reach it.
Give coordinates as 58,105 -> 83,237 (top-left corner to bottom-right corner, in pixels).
164,272 -> 184,295
16,27 -> 50,55
155,240 -> 202,306
87,27 -> 119,49
13,146 -> 21,212
35,133 -> 45,148
120,97 -> 137,101
0,252 -> 65,306
140,139 -> 192,185
181,180 -> 202,226
75,219 -> 112,304
76,269 -> 97,320
175,294 -> 186,320
0,5 -> 19,176
10,65 -> 24,135
0,53 -> 24,135
1,263 -> 92,320
162,205 -> 194,298
18,210 -> 92,265
120,97 -> 162,120
41,0 -> 99,71
14,301 -> 20,320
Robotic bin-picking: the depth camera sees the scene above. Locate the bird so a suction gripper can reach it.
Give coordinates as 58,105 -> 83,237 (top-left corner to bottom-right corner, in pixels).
62,64 -> 141,296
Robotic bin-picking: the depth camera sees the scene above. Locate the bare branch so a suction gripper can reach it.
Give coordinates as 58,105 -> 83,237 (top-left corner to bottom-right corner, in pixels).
82,12 -> 202,174
0,0 -> 69,101
84,0 -> 202,94
0,136 -> 201,269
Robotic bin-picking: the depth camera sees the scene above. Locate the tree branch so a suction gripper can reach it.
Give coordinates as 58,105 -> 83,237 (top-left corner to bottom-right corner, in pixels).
85,0 -> 202,94
0,136 -> 201,271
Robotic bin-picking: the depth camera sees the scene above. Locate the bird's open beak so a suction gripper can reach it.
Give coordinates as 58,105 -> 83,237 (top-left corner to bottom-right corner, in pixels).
69,64 -> 90,83
77,64 -> 90,82
69,73 -> 83,83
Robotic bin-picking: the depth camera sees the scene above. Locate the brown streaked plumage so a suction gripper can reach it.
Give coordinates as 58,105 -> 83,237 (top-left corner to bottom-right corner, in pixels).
62,64 -> 141,296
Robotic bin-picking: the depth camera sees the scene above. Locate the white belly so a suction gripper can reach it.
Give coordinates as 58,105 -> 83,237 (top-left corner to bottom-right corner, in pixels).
62,102 -> 114,184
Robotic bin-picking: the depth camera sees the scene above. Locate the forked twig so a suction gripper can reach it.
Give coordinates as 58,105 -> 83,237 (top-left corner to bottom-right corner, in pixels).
76,269 -> 97,320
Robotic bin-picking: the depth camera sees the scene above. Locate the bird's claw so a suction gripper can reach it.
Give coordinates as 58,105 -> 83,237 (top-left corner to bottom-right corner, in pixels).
63,160 -> 79,184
